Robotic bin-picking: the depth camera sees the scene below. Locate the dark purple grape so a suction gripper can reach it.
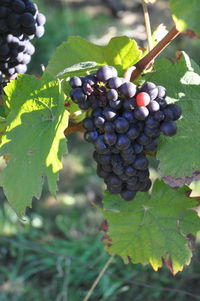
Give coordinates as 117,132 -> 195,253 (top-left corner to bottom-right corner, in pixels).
120,146 -> 134,156
106,174 -> 122,187
96,165 -> 109,179
111,154 -> 123,167
70,87 -> 87,103
144,140 -> 158,152
95,135 -> 108,153
144,127 -> 160,138
145,117 -> 160,129
122,111 -> 136,123
94,116 -> 105,128
137,133 -> 151,145
69,76 -> 82,88
20,12 -> 35,27
126,176 -> 138,186
83,118 -> 94,131
104,121 -> 115,132
120,189 -> 136,201
98,154 -> 111,165
112,165 -> 124,176
101,164 -> 112,172
109,99 -> 122,110
125,166 -> 137,176
120,82 -> 137,98
107,89 -> 118,101
163,108 -> 174,121
167,104 -> 182,120
153,110 -> 165,122
107,185 -> 122,194
157,86 -> 166,98
114,117 -> 129,133
133,143 -> 143,154
133,156 -> 148,170
103,108 -> 117,121
137,169 -> 150,181
157,98 -> 167,109
123,98 -> 136,111
108,77 -> 122,89
147,100 -> 160,112
127,126 -> 140,140
13,0 -> 26,13
134,106 -> 149,120
116,135 -> 131,150
104,132 -> 117,146
84,130 -> 98,143
160,121 -> 177,136
96,65 -> 117,82
139,179 -> 152,192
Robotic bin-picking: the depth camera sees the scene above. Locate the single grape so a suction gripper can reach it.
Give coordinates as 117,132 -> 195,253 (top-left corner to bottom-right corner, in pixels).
136,92 -> 151,106
69,76 -> 82,88
116,135 -> 131,150
114,117 -> 129,133
127,126 -> 140,140
134,106 -> 149,120
160,121 -> 177,136
96,65 -> 117,81
120,82 -> 137,98
147,100 -> 160,112
120,189 -> 136,201
108,77 -> 123,89
84,130 -> 99,143
103,108 -> 117,121
133,156 -> 148,170
167,104 -> 182,120
104,132 -> 117,146
107,89 -> 118,101
157,86 -> 166,98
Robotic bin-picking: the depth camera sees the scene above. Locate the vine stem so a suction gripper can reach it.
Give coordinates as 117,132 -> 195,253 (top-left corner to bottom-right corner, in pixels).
64,122 -> 84,135
83,254 -> 115,301
141,0 -> 153,52
130,26 -> 180,81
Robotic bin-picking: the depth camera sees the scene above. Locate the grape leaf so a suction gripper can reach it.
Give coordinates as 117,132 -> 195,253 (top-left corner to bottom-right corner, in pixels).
101,180 -> 200,274
148,52 -> 200,178
0,74 -> 69,216
170,0 -> 200,35
46,36 -> 142,78
56,61 -> 101,79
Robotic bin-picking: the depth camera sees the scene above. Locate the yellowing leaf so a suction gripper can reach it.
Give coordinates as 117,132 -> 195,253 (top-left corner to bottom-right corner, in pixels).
101,181 -> 200,274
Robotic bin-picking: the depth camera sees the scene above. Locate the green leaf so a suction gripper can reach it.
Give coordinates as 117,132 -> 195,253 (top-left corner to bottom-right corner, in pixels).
148,52 -> 200,178
46,36 -> 142,78
170,0 -> 200,35
0,74 -> 69,216
56,61 -> 101,79
101,180 -> 200,274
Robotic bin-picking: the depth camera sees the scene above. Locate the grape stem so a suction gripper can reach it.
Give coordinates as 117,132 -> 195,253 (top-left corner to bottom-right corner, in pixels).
130,26 -> 180,81
64,122 -> 84,135
141,0 -> 153,52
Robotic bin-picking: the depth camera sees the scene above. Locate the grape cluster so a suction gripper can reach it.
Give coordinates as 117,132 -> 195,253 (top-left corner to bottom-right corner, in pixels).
69,66 -> 182,201
0,0 -> 45,80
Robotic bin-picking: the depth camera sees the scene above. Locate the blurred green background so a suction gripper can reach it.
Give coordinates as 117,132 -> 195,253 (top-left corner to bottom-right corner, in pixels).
0,0 -> 200,300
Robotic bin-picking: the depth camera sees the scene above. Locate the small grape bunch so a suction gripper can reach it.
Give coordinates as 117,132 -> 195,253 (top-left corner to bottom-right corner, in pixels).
69,65 -> 182,201
0,0 -> 46,80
